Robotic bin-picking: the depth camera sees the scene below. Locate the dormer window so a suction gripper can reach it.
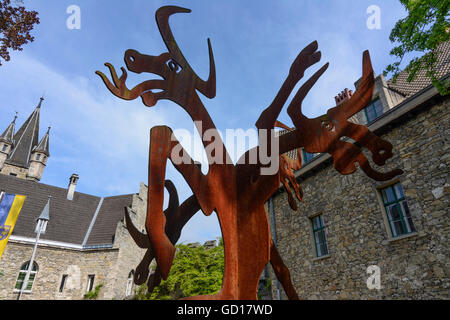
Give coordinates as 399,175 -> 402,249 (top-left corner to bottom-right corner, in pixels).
302,149 -> 317,164
364,98 -> 383,123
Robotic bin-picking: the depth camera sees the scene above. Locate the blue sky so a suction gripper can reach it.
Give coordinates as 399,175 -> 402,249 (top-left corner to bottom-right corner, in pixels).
0,0 -> 408,244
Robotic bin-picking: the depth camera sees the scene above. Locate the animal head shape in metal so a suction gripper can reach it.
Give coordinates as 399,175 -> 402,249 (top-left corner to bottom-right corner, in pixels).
287,50 -> 403,181
96,6 -> 215,108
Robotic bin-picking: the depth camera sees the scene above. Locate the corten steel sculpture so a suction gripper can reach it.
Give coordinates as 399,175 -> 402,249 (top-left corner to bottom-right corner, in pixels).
96,6 -> 403,300
124,180 -> 200,292
275,120 -> 304,211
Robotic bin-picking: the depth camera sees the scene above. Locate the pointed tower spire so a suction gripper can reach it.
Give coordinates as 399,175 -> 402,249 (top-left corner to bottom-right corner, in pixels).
34,126 -> 50,157
0,112 -> 17,145
6,98 -> 41,168
37,96 -> 44,108
37,196 -> 51,223
0,112 -> 17,171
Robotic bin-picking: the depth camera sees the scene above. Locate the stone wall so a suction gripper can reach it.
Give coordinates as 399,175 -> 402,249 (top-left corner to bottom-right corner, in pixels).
0,182 -> 148,300
270,95 -> 449,299
0,242 -> 119,300
0,163 -> 28,179
104,182 -> 148,300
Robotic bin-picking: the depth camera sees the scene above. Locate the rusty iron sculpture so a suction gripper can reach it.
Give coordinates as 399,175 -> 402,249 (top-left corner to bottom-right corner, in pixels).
96,5 -> 403,300
124,180 -> 200,292
276,120 -> 304,211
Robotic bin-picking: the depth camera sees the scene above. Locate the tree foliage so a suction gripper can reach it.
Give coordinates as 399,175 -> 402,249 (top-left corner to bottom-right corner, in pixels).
0,0 -> 39,66
384,0 -> 449,95
83,283 -> 103,300
135,238 -> 224,300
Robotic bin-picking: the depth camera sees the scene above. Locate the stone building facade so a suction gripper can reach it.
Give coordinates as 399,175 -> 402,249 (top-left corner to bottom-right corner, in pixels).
0,180 -> 148,300
265,42 -> 449,299
0,99 -> 148,300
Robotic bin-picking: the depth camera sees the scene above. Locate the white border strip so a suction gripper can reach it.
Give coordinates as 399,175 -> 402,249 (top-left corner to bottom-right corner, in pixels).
9,235 -> 83,250
81,197 -> 104,247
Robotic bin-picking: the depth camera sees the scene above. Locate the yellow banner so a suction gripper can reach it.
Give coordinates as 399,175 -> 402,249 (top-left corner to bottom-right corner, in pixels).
0,194 -> 26,260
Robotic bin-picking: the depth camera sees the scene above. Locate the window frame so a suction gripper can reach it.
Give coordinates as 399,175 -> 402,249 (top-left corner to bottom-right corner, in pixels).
309,213 -> 329,258
59,274 -> 68,293
380,182 -> 416,238
86,274 -> 95,293
302,148 -> 316,165
125,270 -> 134,296
14,261 -> 38,293
364,98 -> 383,123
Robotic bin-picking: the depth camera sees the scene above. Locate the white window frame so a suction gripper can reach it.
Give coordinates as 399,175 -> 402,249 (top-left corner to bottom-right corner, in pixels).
86,274 -> 95,293
125,271 -> 134,296
14,261 -> 38,293
374,179 -> 418,241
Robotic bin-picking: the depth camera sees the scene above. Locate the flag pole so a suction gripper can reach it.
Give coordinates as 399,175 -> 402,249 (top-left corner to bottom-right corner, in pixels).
17,226 -> 42,300
17,196 -> 50,300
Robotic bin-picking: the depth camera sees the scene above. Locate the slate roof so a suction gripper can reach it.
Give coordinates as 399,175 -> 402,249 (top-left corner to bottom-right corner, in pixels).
33,127 -> 50,157
5,99 -> 41,168
387,41 -> 450,97
0,174 -> 133,248
0,116 -> 16,145
84,194 -> 134,247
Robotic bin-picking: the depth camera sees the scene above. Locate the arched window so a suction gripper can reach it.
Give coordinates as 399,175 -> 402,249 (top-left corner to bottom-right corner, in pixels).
125,270 -> 134,296
14,261 -> 38,292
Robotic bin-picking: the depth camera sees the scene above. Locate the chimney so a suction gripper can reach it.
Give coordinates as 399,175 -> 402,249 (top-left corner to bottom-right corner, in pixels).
334,88 -> 353,106
67,174 -> 79,200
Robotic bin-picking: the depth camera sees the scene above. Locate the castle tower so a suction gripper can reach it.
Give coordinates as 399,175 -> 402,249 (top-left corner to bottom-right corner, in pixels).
0,113 -> 17,170
27,126 -> 50,181
0,97 -> 50,180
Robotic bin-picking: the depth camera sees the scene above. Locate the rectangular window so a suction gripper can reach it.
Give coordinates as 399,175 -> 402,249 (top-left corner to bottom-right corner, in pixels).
59,275 -> 68,293
14,261 -> 38,293
126,278 -> 133,296
86,275 -> 95,292
2,144 -> 7,152
9,173 -> 17,177
364,98 -> 383,123
381,183 -> 416,237
310,214 -> 328,257
302,149 -> 316,164
14,272 -> 36,291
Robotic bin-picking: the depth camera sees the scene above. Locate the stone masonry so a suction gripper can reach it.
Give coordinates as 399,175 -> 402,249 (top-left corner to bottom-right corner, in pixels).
268,94 -> 449,299
0,182 -> 148,300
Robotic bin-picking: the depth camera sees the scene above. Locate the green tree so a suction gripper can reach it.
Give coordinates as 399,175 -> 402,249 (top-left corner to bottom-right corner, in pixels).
83,283 -> 103,300
136,238 -> 224,300
0,0 -> 39,66
384,0 -> 449,95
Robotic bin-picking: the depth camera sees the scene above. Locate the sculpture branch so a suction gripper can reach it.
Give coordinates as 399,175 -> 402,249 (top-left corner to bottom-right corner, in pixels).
97,5 -> 403,299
